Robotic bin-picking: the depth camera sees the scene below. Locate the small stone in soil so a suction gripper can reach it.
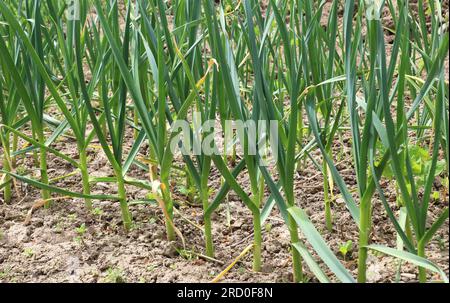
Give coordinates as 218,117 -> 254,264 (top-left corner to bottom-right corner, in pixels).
162,242 -> 178,258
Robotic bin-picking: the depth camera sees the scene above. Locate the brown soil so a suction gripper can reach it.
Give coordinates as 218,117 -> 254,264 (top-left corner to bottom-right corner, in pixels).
0,122 -> 448,283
